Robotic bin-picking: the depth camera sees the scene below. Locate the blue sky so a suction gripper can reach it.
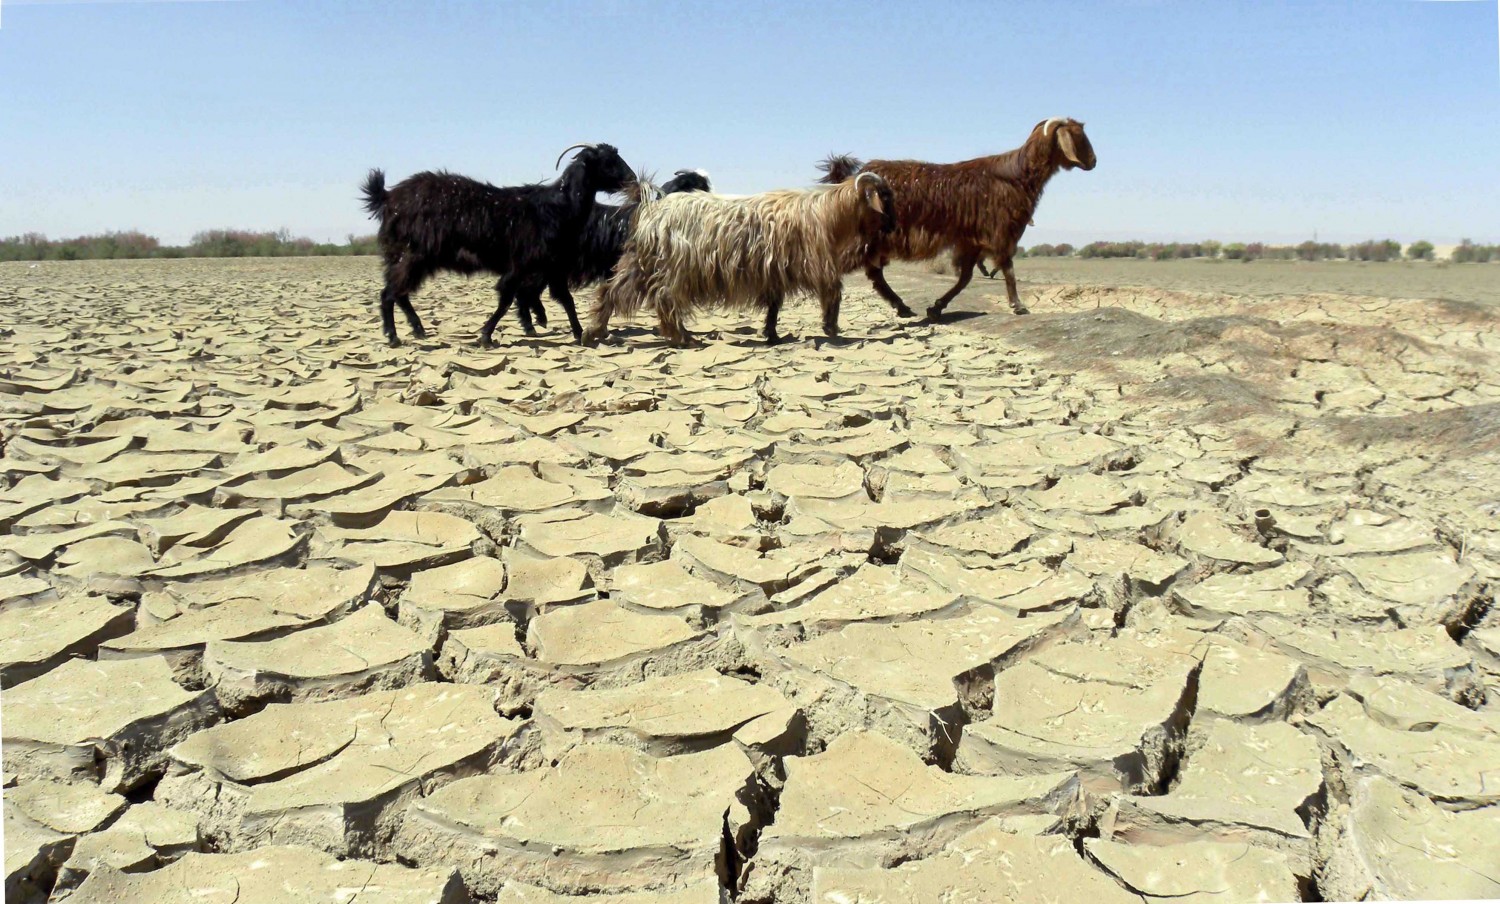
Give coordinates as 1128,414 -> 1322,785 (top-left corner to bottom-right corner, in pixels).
1,0 -> 1496,245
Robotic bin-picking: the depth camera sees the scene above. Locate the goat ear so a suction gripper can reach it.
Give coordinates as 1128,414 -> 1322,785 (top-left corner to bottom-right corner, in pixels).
1058,129 -> 1081,166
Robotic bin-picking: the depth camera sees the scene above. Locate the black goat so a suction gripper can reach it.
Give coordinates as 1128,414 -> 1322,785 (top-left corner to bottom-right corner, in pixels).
567,169 -> 712,290
505,168 -> 712,328
494,168 -> 712,332
360,143 -> 633,347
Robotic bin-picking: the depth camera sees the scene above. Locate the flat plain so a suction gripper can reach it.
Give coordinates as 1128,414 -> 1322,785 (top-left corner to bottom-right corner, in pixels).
1008,256 -> 1500,306
2,256 -> 1498,903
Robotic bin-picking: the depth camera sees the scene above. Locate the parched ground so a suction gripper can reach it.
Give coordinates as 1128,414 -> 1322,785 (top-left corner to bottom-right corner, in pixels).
2,256 -> 1498,903
1006,256 -> 1500,307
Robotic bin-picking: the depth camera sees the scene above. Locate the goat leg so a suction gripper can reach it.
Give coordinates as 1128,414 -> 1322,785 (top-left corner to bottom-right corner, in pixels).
515,274 -> 548,337
977,259 -> 995,279
514,296 -> 546,329
396,296 -> 427,339
819,285 -> 842,338
662,321 -> 698,348
548,280 -> 585,342
580,318 -> 608,348
926,252 -> 978,322
516,299 -> 538,336
379,252 -> 427,347
379,289 -> 402,347
581,294 -> 613,347
865,265 -> 917,318
657,298 -> 697,348
763,293 -> 784,344
480,275 -> 522,347
1001,261 -> 1029,315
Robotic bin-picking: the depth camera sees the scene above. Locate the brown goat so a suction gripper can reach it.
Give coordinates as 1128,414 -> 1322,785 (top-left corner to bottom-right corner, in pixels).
818,117 -> 1095,320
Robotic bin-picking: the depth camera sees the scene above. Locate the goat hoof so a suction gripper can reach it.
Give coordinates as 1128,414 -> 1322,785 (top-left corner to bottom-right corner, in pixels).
477,337 -> 498,349
386,336 -> 402,348
411,327 -> 428,340
1013,306 -> 1031,316
895,305 -> 917,319
925,306 -> 945,323
535,311 -> 549,328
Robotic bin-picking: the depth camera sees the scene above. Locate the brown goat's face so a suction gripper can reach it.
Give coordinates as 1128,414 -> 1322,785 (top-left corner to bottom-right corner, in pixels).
1057,122 -> 1096,171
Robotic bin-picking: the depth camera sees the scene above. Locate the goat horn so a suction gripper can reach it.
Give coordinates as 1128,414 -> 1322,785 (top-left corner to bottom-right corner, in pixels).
854,172 -> 883,191
1042,117 -> 1068,137
554,143 -> 597,169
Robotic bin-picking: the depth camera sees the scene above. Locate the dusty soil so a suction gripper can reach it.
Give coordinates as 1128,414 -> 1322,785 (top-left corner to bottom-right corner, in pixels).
1007,257 -> 1500,307
3,256 -> 1498,903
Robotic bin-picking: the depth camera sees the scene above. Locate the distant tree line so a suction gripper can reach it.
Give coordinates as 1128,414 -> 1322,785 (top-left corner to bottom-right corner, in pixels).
1450,239 -> 1496,263
5,229 -> 1496,265
1019,238 -> 1496,262
0,229 -> 381,262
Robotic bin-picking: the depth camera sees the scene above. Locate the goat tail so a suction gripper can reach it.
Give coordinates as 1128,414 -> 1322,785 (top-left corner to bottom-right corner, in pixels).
817,154 -> 865,185
361,169 -> 389,219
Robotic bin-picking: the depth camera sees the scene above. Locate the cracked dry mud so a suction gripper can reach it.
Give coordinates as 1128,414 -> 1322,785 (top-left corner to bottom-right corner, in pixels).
1,256 -> 1498,903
